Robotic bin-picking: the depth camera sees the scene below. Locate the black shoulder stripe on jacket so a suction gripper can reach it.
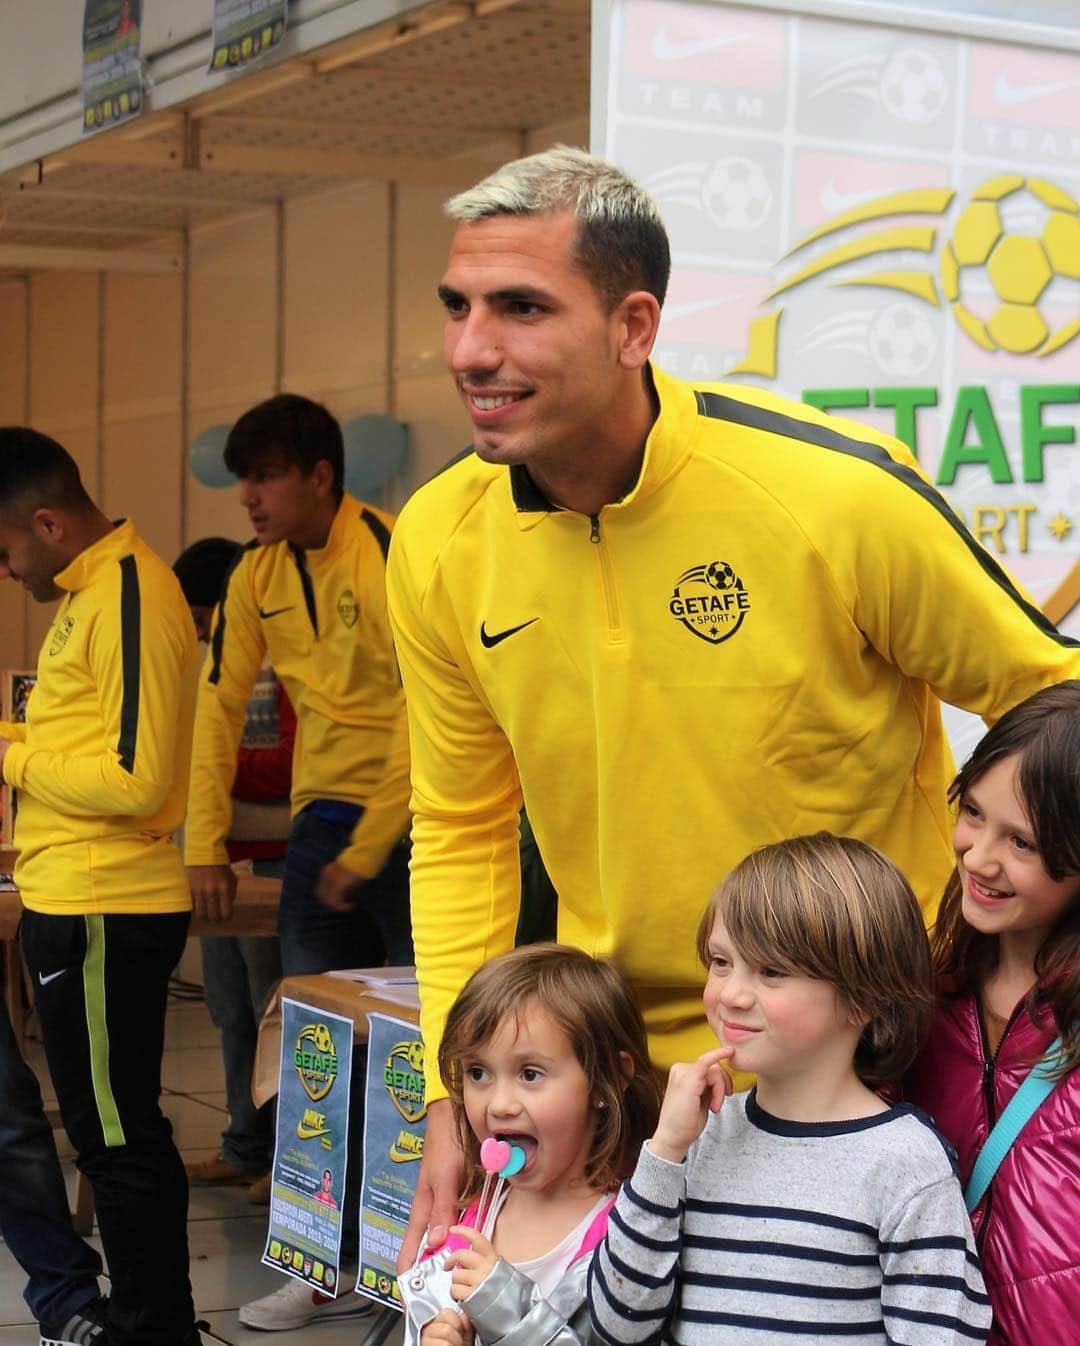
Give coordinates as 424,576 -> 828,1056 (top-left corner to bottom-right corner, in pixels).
117,554 -> 141,771
208,539 -> 260,686
695,390 -> 1079,649
429,442 -> 475,485
361,507 -> 392,563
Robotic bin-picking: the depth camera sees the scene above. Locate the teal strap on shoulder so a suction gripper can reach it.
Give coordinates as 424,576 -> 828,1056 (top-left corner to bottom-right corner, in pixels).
964,1036 -> 1063,1213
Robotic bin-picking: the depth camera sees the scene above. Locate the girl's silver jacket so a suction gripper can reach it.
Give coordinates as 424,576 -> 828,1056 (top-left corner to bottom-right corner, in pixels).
399,1235 -> 597,1346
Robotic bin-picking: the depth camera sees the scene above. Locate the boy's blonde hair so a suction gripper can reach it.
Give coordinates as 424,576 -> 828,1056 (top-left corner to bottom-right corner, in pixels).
438,943 -> 659,1198
696,834 -> 934,1087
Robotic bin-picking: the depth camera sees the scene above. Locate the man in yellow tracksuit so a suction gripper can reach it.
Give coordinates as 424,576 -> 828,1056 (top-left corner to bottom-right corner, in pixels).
386,146 -> 1080,1264
183,394 -> 411,1332
0,430 -> 200,1346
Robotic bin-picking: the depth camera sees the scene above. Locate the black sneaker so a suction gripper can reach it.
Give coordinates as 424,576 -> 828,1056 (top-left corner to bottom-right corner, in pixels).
39,1295 -> 109,1346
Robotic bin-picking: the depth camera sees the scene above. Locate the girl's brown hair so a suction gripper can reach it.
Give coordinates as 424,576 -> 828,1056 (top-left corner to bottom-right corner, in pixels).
932,679 -> 1080,1079
696,833 -> 934,1088
438,943 -> 660,1199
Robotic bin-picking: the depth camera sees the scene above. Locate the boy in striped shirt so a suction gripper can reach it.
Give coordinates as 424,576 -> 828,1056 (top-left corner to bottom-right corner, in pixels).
589,834 -> 991,1345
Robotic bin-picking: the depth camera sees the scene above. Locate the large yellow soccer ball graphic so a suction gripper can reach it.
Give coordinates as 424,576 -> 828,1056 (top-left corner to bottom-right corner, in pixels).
940,175 -> 1080,355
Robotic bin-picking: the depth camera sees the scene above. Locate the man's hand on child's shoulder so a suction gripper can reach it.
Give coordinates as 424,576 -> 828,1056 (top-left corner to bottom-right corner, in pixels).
649,1047 -> 735,1163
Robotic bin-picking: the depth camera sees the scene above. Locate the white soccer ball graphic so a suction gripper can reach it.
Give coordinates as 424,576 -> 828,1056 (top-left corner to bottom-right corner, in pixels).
703,157 -> 773,232
880,49 -> 947,124
870,303 -> 936,376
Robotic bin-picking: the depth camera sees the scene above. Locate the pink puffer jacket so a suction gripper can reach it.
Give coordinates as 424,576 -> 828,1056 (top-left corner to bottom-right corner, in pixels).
905,989 -> 1079,1345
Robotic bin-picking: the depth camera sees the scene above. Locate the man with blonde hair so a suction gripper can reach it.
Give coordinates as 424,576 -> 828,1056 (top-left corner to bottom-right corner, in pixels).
386,145 -> 1080,1265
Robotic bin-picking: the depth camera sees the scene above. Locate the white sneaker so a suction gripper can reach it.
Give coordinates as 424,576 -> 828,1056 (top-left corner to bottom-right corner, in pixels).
238,1276 -> 375,1331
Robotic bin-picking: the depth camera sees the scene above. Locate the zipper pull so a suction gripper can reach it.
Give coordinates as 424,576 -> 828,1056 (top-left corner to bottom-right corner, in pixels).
589,515 -> 601,543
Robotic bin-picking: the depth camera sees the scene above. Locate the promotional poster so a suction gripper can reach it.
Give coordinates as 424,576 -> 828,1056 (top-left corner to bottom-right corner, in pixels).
81,0 -> 142,134
210,0 -> 287,73
356,1013 -> 427,1310
262,999 -> 354,1295
602,0 -> 1080,760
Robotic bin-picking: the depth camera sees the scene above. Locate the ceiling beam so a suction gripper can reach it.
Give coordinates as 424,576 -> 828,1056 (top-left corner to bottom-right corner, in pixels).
197,141 -> 501,184
313,3 -> 471,73
0,221 -> 183,240
207,111 -> 524,137
0,244 -> 183,273
188,62 -> 316,118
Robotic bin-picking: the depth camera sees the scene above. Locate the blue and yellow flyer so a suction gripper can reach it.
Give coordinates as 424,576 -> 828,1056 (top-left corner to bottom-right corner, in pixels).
356,1013 -> 428,1309
210,0 -> 287,73
81,0 -> 142,135
262,998 -> 353,1295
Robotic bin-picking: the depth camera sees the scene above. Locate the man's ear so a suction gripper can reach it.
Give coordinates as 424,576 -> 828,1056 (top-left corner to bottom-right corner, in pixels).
615,290 -> 661,371
30,507 -> 64,543
310,458 -> 336,499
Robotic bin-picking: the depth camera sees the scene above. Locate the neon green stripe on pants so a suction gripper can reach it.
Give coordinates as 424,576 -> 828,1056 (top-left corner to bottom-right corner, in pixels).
83,914 -> 126,1147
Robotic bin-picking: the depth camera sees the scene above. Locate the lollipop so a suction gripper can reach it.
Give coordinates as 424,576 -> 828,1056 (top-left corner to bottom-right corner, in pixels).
477,1136 -> 527,1237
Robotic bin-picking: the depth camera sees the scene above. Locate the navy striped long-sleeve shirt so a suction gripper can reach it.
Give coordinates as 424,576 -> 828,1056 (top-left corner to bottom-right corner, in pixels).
589,1091 -> 991,1345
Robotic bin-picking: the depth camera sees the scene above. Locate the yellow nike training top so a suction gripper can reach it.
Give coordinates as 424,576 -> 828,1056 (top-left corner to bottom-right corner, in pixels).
1,520 -> 200,914
387,365 -> 1080,1099
183,493 -> 409,878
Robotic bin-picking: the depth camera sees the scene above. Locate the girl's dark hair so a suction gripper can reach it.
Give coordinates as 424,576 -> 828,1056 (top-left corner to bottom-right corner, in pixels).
438,943 -> 660,1200
932,680 -> 1080,1079
696,833 -> 935,1088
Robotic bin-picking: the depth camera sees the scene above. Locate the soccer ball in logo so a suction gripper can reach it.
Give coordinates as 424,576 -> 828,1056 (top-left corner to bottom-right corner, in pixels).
702,158 -> 772,233
940,176 -> 1080,355
310,1023 -> 334,1054
870,303 -> 936,377
705,560 -> 737,591
879,49 -> 948,124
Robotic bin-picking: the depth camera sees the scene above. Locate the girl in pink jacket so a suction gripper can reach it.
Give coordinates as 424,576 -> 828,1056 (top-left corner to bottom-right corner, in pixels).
906,680 -> 1080,1344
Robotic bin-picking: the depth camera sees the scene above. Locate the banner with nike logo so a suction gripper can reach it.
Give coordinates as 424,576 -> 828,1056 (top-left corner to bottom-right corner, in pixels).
262,997 -> 354,1296
598,0 -> 1080,763
358,1010 -> 426,1309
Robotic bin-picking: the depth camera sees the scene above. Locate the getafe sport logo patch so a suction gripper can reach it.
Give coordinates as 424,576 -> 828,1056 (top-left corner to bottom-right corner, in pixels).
669,561 -> 751,644
48,615 -> 76,656
294,1022 -> 338,1103
337,588 -> 358,628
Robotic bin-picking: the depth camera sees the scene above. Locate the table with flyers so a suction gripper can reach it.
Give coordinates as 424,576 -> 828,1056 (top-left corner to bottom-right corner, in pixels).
254,970 -> 423,1343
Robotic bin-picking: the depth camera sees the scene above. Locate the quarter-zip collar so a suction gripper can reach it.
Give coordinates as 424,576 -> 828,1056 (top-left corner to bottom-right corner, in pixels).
54,518 -> 135,593
508,363 -> 696,531
299,491 -> 363,570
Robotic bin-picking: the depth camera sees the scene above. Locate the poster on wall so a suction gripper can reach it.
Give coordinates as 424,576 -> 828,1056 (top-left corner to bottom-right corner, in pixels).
602,0 -> 1080,758
82,0 -> 142,135
262,999 -> 354,1295
356,1012 -> 427,1309
210,0 -> 287,73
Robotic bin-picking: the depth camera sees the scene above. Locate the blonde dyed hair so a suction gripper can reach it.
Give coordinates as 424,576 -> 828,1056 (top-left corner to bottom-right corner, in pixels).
696,833 -> 934,1087
445,145 -> 670,311
438,943 -> 659,1199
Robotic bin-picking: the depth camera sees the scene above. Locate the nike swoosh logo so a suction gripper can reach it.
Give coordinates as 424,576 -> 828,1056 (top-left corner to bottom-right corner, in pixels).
650,30 -> 743,63
480,618 -> 539,648
258,605 -> 294,620
38,969 -> 67,986
296,1123 -> 331,1140
994,70 -> 1080,105
820,180 -> 880,214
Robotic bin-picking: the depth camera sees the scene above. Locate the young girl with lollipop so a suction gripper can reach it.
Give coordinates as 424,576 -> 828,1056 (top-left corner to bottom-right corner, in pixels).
905,680 -> 1080,1344
399,942 -> 659,1346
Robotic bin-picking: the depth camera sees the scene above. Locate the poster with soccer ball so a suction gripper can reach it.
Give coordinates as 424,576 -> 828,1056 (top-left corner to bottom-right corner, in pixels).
600,0 -> 1080,760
